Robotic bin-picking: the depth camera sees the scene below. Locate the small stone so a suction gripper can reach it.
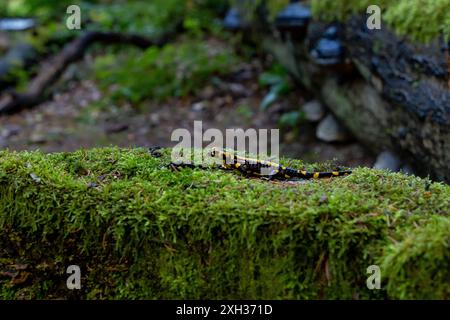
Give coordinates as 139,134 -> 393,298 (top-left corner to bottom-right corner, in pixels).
373,151 -> 401,172
192,102 -> 205,112
275,3 -> 311,29
310,38 -> 344,66
302,100 -> 325,122
316,114 -> 351,142
0,18 -> 36,31
150,113 -> 160,124
1,124 -> 22,138
229,83 -> 247,97
29,133 -> 46,144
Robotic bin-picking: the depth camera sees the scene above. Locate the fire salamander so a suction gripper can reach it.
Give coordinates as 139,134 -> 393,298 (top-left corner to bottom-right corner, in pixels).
169,148 -> 352,180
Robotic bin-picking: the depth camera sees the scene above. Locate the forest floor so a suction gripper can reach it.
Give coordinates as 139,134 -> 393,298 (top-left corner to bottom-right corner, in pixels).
0,36 -> 375,168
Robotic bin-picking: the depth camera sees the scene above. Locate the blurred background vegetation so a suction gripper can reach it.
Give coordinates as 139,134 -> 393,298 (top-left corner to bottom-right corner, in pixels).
0,0 -> 448,168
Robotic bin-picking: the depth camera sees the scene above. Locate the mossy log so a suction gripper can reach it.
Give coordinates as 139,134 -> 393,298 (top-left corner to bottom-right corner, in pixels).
0,147 -> 449,299
260,15 -> 449,182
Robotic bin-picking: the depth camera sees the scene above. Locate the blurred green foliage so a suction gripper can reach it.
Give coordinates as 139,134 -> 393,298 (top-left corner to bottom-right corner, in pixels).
94,39 -> 239,102
86,0 -> 184,38
3,0 -> 233,98
4,0 -> 227,37
279,110 -> 302,127
230,0 -> 289,21
258,63 -> 292,110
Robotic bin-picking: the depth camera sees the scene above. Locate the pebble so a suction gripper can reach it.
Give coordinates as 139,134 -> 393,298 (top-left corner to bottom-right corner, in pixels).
229,83 -> 248,97
316,114 -> 351,142
192,102 -> 205,112
29,133 -> 47,144
150,113 -> 160,124
1,124 -> 21,138
302,100 -> 325,122
373,151 -> 401,172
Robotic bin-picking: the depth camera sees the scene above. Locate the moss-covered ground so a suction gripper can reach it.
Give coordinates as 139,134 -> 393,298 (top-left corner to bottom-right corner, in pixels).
0,147 -> 448,299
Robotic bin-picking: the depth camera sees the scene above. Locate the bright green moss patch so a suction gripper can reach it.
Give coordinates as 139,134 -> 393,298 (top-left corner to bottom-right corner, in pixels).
0,147 -> 449,299
311,0 -> 450,42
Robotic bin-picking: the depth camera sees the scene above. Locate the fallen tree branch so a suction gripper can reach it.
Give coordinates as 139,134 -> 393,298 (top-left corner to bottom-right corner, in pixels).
0,31 -> 172,115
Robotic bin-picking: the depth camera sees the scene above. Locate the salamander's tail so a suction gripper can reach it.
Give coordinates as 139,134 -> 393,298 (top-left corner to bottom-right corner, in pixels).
295,170 -> 352,179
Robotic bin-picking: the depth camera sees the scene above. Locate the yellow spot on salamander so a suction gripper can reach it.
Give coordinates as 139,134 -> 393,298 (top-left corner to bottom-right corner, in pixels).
332,171 -> 339,176
301,170 -> 307,176
313,172 -> 320,179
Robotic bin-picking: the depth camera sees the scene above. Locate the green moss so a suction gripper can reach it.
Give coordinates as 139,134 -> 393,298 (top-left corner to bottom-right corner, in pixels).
0,147 -> 448,299
382,216 -> 450,299
311,0 -> 450,43
266,0 -> 291,19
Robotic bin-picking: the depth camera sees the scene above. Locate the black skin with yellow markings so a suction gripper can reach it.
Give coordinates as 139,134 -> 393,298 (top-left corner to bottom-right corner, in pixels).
169,149 -> 352,180
211,149 -> 352,180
